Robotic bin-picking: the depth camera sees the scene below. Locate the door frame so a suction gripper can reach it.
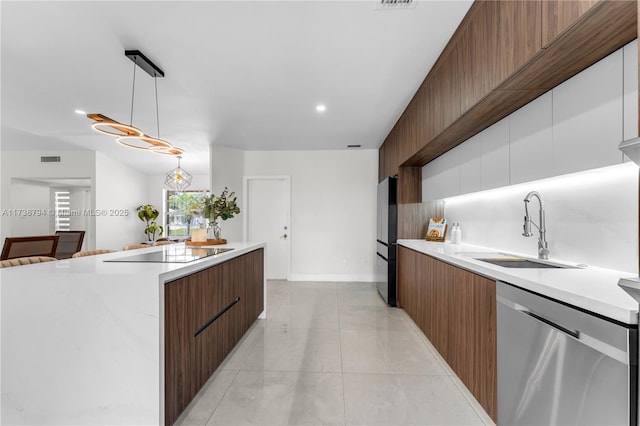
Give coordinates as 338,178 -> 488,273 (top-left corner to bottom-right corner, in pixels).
243,175 -> 291,280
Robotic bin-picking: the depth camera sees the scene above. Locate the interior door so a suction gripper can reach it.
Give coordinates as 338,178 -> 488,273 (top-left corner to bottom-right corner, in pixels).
244,177 -> 290,280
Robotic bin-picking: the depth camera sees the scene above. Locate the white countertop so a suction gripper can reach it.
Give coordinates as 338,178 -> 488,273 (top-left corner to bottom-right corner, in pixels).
0,241 -> 265,425
398,239 -> 639,325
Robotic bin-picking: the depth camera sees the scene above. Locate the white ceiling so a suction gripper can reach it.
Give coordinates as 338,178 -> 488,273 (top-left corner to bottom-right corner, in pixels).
1,1 -> 472,175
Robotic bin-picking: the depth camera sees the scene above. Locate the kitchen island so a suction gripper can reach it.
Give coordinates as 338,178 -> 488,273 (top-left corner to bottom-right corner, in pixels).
0,241 -> 265,425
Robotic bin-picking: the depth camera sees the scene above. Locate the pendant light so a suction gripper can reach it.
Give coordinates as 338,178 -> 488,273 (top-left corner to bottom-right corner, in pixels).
87,50 -> 184,156
165,156 -> 193,191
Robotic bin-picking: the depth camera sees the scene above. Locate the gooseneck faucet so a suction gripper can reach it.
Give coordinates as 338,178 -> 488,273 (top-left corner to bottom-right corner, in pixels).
522,191 -> 549,260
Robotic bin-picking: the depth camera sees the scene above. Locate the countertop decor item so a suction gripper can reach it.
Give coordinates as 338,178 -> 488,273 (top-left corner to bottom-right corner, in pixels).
136,204 -> 164,241
201,187 -> 240,241
86,50 -> 184,156
425,217 -> 447,242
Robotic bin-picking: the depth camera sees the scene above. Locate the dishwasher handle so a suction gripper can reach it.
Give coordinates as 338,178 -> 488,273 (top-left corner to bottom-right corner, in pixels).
521,309 -> 580,339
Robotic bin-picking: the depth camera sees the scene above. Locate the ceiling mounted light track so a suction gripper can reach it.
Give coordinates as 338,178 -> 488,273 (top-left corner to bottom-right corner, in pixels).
86,50 -> 184,156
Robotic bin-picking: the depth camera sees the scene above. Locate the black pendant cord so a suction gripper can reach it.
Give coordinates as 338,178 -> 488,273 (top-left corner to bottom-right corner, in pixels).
154,75 -> 160,138
130,58 -> 137,126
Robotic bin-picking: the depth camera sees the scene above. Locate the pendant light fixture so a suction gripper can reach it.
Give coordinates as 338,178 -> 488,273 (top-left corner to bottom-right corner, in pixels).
165,156 -> 193,191
86,50 -> 184,156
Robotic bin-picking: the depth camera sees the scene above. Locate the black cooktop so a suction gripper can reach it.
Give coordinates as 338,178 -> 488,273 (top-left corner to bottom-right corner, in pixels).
104,246 -> 234,263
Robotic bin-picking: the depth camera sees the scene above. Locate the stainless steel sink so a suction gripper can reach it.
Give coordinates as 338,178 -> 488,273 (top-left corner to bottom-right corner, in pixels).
474,257 -> 578,269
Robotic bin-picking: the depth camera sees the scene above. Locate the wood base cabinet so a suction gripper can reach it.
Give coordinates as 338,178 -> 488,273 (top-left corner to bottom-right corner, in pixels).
398,246 -> 496,421
164,248 -> 264,425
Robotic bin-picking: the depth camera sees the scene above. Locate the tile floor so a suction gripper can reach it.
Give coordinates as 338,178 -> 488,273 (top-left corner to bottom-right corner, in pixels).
175,281 -> 495,426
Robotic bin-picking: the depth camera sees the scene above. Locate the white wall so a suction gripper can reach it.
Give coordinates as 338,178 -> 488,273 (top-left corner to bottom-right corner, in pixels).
94,153 -> 149,250
9,180 -> 51,236
0,150 -> 96,247
445,163 -> 638,273
244,149 -> 378,281
211,146 -> 245,241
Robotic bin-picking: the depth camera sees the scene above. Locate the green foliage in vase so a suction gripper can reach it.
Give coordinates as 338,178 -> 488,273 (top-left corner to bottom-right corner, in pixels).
136,204 -> 164,241
202,187 -> 241,222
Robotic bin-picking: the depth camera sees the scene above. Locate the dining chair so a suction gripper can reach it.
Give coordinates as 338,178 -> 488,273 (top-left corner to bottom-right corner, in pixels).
123,244 -> 150,251
153,240 -> 175,246
0,256 -> 57,268
0,235 -> 60,260
54,230 -> 86,259
71,249 -> 117,258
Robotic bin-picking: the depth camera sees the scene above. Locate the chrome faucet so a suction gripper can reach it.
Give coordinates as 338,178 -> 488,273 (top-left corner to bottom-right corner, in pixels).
522,191 -> 549,260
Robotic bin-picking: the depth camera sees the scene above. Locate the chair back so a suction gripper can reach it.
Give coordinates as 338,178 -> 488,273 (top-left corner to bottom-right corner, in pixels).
123,244 -> 150,251
54,230 -> 85,259
0,256 -> 57,268
71,249 -> 117,258
1,235 -> 59,260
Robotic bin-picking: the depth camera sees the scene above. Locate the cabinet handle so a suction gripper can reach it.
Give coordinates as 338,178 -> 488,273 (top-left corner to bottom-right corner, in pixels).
194,297 -> 240,337
522,309 -> 580,340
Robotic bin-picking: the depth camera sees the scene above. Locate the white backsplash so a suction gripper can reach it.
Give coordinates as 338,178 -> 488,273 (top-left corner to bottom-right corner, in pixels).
443,163 -> 638,273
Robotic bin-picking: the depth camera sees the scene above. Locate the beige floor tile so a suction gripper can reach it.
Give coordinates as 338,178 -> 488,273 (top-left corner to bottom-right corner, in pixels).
174,370 -> 237,426
267,301 -> 340,329
219,323 -> 265,371
338,304 -> 411,331
338,288 -> 387,307
207,371 -> 345,425
242,327 -> 343,372
289,286 -> 339,307
343,373 -> 485,426
341,328 -> 446,375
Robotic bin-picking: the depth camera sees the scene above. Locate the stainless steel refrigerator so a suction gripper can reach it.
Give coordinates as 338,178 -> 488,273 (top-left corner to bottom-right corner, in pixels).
376,176 -> 397,306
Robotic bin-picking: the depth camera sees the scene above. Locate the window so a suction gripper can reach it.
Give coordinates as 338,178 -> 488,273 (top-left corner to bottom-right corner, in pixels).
54,191 -> 70,231
166,190 -> 207,238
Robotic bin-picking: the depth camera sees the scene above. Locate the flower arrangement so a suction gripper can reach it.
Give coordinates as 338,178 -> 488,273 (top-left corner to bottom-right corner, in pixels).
201,187 -> 240,240
202,187 -> 240,222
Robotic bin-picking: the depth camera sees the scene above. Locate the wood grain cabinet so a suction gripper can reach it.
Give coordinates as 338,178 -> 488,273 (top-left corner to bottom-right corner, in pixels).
164,248 -> 264,425
541,0 -> 599,47
377,0 -> 635,181
398,246 -> 497,421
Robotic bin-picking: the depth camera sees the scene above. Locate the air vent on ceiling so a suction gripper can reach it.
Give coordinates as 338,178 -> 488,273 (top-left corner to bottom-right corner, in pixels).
41,156 -> 61,163
376,0 -> 416,10
347,144 -> 362,148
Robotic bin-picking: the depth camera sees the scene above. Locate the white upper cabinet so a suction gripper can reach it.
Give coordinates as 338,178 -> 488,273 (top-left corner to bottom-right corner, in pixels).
509,92 -> 553,184
623,39 -> 638,147
552,50 -> 623,175
422,148 -> 459,201
480,119 -> 510,190
421,43 -> 631,203
458,133 -> 482,195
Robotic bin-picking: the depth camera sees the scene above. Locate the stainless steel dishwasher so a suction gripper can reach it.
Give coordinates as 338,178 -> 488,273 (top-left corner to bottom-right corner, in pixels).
497,281 -> 637,425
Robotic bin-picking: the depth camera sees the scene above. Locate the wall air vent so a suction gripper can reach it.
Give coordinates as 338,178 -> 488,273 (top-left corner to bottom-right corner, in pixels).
376,0 -> 416,10
41,156 -> 61,163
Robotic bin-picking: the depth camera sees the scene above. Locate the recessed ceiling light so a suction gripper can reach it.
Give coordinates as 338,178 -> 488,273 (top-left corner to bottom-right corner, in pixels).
316,104 -> 326,112
74,109 -> 86,115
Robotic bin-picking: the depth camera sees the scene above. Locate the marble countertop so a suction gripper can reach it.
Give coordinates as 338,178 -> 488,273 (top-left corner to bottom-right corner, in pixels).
0,241 -> 265,425
398,239 -> 639,325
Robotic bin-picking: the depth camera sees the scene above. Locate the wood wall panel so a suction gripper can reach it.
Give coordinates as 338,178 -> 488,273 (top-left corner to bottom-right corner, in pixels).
541,0 -> 599,47
378,142 -> 386,182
